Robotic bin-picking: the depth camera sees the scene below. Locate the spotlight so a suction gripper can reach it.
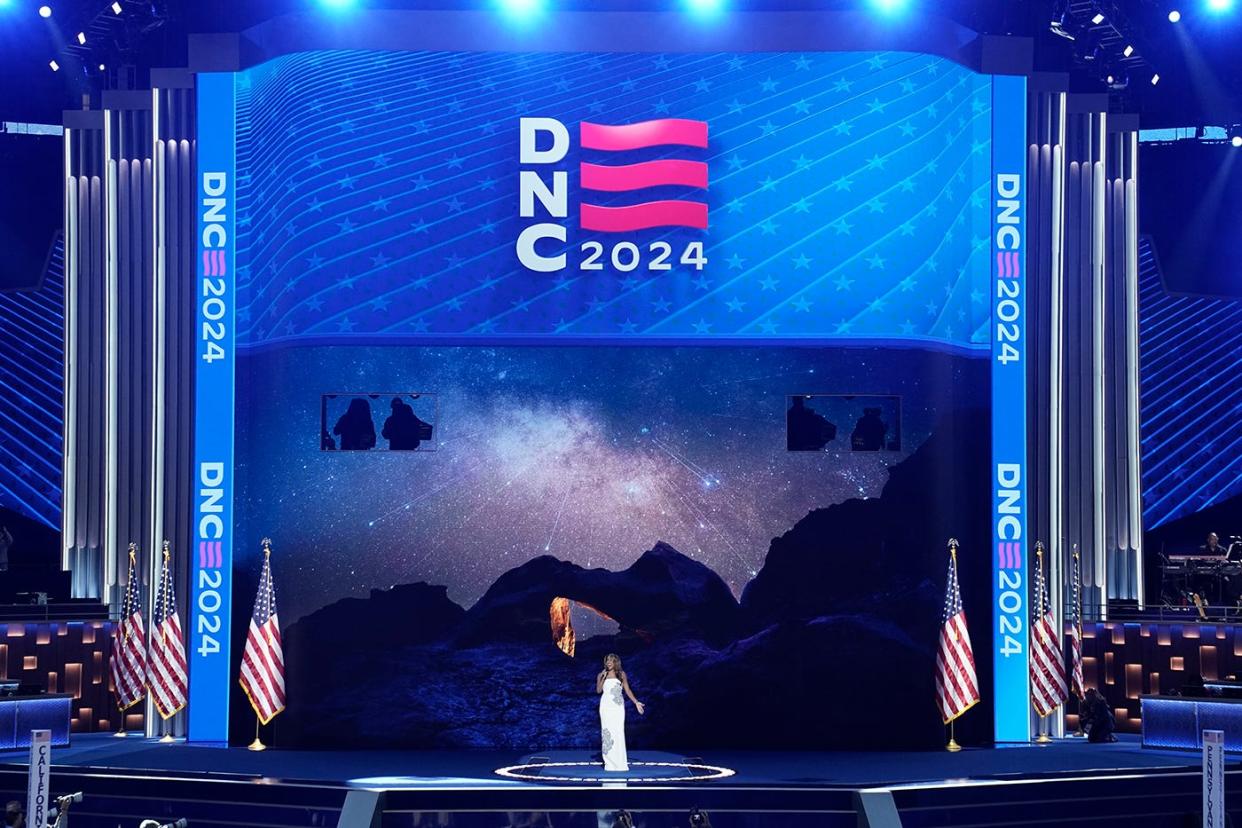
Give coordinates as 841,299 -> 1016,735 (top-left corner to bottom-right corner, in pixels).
1091,12 -> 1105,23
1207,0 -> 1233,11
98,62 -> 106,71
495,0 -> 543,18
316,0 -> 355,8
76,31 -> 85,44
1151,73 -> 1161,85
869,0 -> 910,14
111,0 -> 121,11
684,0 -> 724,15
1233,136 -> 1242,148
1169,9 -> 1182,20
38,4 -> 51,16
1123,44 -> 1134,57
1050,7 -> 1077,40
49,59 -> 59,71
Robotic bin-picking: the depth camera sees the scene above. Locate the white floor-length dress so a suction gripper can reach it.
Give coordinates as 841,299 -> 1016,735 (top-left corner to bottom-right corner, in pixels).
599,677 -> 629,771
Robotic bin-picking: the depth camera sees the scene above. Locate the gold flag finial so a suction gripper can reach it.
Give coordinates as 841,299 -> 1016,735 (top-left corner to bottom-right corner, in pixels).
1072,542 -> 1079,559
161,539 -> 170,560
1035,541 -> 1045,556
948,538 -> 959,559
127,542 -> 137,562
261,537 -> 272,558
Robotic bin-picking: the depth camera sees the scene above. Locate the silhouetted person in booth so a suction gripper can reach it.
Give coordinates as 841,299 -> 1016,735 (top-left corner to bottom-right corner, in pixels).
333,398 -> 377,451
851,406 -> 888,451
787,396 -> 837,451
382,398 -> 432,450
1081,687 -> 1117,742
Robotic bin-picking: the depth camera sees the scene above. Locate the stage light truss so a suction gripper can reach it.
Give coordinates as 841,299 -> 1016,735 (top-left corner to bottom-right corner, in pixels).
49,0 -> 166,82
1057,0 -> 1161,95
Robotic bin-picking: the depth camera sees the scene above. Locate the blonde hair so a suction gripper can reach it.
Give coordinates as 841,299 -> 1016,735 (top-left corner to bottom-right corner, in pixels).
605,653 -> 622,672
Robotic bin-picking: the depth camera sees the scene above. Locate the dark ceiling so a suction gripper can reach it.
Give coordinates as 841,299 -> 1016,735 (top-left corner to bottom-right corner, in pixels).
0,0 -> 1238,127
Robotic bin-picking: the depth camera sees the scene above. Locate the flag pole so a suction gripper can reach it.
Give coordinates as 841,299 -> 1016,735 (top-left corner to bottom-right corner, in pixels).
248,538 -> 273,752
946,538 -> 963,753
947,718 -> 961,752
158,541 -> 176,743
1071,544 -> 1086,737
249,718 -> 266,752
114,542 -> 139,738
1034,542 -> 1053,743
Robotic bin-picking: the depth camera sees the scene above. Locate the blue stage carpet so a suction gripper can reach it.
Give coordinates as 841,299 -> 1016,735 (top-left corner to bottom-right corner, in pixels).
0,732 -> 1229,788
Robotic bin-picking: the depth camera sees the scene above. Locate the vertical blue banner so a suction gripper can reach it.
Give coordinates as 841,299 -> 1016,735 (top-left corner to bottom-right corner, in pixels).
990,73 -> 1029,743
190,71 -> 236,743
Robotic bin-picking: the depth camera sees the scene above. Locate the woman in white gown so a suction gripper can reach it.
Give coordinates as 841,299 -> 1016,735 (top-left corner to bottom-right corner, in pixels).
596,654 -> 645,772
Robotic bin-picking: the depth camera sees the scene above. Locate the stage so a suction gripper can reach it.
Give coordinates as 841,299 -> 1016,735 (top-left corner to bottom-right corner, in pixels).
0,734 -> 1237,827
0,732 -> 1222,787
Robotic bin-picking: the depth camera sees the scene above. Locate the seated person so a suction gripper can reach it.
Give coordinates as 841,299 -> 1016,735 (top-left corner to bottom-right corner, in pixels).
1080,687 -> 1117,743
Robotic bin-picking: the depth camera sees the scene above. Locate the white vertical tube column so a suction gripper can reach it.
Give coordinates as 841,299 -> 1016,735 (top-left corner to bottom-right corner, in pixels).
62,129 -> 78,574
1091,112 -> 1108,616
1125,131 -> 1143,607
104,111 -> 119,602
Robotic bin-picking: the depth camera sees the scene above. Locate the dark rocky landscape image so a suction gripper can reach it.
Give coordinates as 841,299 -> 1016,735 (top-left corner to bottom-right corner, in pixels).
266,408 -> 991,751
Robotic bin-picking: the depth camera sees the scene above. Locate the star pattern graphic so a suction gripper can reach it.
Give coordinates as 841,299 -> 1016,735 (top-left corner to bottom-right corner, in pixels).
234,50 -> 993,348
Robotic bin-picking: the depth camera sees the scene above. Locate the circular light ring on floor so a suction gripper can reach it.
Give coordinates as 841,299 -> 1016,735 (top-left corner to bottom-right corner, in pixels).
494,760 -> 736,783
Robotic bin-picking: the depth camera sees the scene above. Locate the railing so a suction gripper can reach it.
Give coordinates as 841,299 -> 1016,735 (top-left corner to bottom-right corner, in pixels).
0,602 -> 109,622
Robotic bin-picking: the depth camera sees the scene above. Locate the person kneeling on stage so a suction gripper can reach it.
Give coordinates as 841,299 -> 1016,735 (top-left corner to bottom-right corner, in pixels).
1080,688 -> 1117,743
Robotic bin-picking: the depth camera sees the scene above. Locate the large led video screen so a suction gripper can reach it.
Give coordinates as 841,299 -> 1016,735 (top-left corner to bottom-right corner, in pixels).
192,46 -> 1028,748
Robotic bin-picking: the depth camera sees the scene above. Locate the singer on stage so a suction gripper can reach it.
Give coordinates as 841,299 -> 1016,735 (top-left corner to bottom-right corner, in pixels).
596,655 -> 645,772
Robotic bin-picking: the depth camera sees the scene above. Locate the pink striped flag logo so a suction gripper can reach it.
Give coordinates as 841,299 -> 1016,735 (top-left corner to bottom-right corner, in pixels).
202,249 -> 227,277
579,119 -> 708,233
996,541 -> 1022,569
996,250 -> 1021,279
198,540 -> 222,569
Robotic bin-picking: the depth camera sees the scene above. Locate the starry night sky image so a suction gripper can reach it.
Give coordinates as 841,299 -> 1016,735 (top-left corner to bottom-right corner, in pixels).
234,343 -> 984,624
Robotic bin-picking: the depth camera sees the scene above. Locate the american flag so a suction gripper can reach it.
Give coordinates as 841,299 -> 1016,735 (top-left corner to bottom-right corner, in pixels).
240,540 -> 285,725
1068,545 -> 1085,699
149,542 -> 188,719
935,540 -> 980,723
109,544 -> 147,711
1030,545 -> 1068,717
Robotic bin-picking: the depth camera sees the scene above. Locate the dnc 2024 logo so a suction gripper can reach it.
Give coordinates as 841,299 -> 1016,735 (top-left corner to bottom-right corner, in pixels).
517,117 -> 709,274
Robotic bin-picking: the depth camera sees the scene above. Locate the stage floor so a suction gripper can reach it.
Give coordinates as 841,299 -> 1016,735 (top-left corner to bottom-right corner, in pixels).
0,732 -> 1229,789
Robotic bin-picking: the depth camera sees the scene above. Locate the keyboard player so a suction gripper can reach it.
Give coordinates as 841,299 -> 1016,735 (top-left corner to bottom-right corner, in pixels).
1203,532 -> 1225,556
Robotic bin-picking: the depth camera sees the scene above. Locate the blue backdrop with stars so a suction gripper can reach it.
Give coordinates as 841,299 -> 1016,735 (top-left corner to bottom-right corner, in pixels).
232,49 -> 995,348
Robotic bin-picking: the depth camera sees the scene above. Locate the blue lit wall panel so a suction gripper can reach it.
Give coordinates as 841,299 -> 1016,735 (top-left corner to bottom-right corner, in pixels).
1142,697 -> 1242,752
1139,236 -> 1242,528
0,236 -> 63,529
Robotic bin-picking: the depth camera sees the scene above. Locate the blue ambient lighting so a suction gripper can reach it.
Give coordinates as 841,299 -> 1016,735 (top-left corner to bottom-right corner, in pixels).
869,0 -> 911,15
496,0 -> 543,20
684,0 -> 725,17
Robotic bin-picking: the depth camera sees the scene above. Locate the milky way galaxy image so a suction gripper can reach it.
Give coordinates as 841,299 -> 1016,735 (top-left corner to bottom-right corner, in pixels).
234,344 -> 981,623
